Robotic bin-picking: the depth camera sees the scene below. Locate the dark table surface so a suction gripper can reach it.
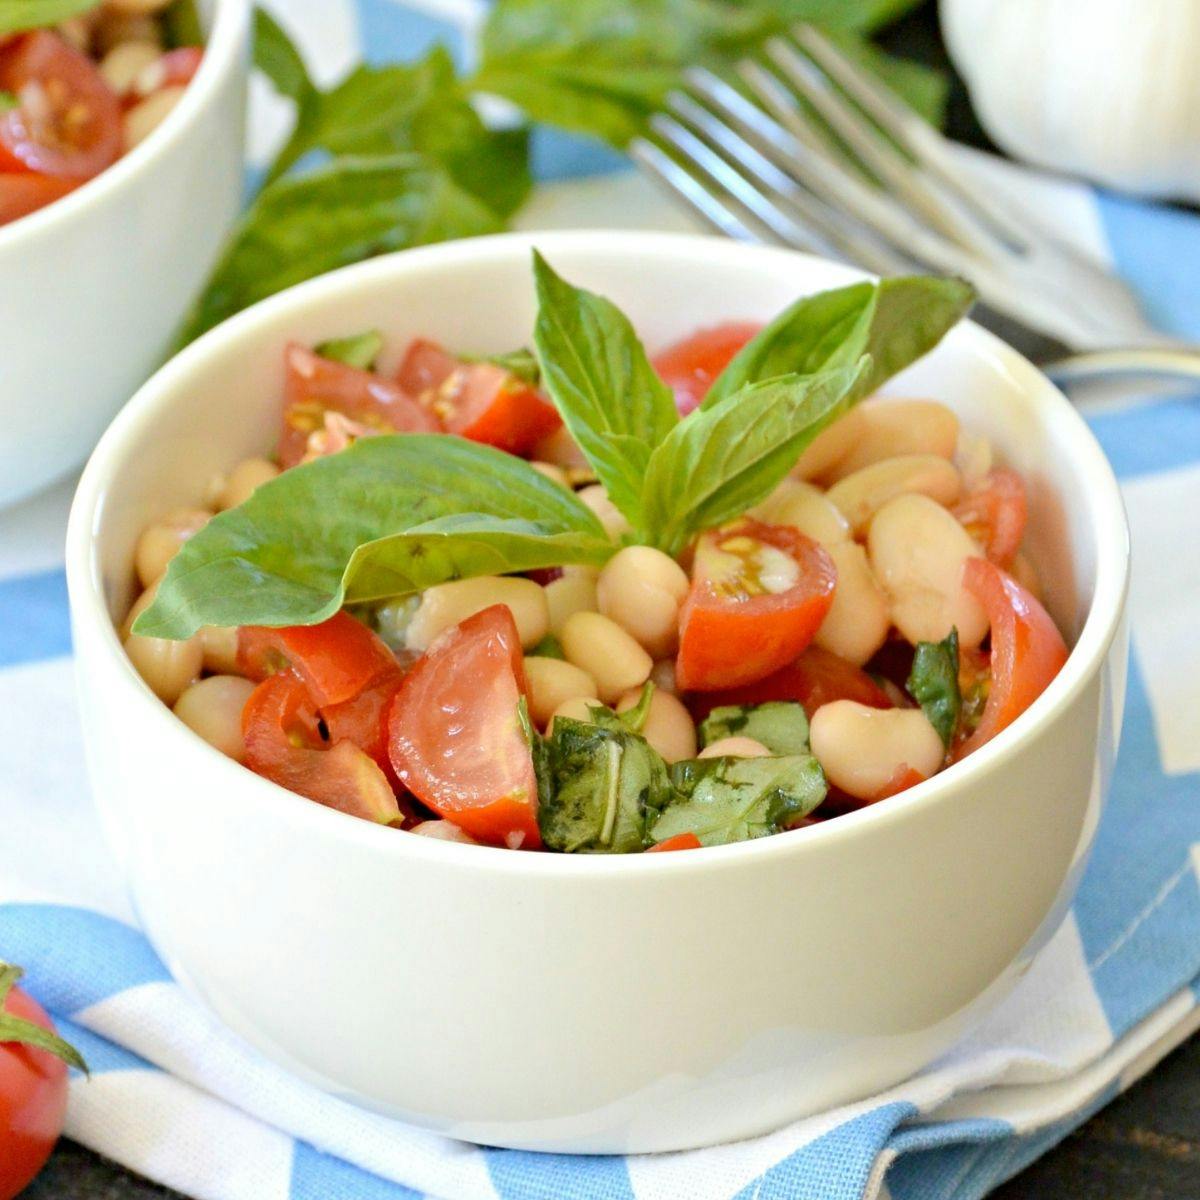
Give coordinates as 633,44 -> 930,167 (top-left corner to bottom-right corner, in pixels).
28,3 -> 1199,1197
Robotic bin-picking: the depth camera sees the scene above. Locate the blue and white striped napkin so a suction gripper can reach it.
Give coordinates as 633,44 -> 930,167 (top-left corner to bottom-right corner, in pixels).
3,3 -> 1200,1197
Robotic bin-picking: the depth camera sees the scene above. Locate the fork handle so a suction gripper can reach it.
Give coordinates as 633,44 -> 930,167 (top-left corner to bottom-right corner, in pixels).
1042,346 -> 1200,388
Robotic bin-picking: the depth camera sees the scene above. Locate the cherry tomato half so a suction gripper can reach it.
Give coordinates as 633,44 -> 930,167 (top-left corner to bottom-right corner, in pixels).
953,557 -> 1068,760
387,605 -> 541,849
279,343 -> 437,468
0,31 -> 121,180
676,519 -> 837,692
652,321 -> 762,415
953,468 -> 1028,568
646,832 -> 703,853
0,171 -> 77,224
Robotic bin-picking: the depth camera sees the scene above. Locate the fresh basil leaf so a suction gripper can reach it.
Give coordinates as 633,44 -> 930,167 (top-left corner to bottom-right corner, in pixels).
135,434 -> 611,639
538,717 -> 674,853
616,682 -> 655,735
163,0 -> 204,48
705,276 -> 975,409
314,329 -> 384,371
253,7 -> 319,109
177,154 -> 502,345
652,754 -> 826,846
699,701 -> 810,757
639,360 -> 867,556
529,633 -> 565,660
465,347 -> 540,386
907,627 -> 961,749
532,250 -> 678,526
0,0 -> 94,35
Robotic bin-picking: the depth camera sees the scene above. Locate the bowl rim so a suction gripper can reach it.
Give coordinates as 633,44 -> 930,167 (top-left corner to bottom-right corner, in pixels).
0,0 -> 249,254
66,229 -> 1131,880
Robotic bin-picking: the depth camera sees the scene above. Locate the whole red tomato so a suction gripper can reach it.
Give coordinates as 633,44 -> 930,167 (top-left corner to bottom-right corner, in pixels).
0,963 -> 87,1200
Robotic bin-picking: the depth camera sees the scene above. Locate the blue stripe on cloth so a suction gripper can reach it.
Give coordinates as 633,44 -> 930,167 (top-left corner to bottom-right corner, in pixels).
1071,655 -> 1200,1036
730,1102 -> 917,1200
54,1013 -> 157,1075
485,1147 -> 635,1200
0,904 -> 171,1014
0,568 -> 70,667
356,0 -> 467,67
1085,395 -> 1200,480
529,129 -> 628,182
290,1142 -> 423,1200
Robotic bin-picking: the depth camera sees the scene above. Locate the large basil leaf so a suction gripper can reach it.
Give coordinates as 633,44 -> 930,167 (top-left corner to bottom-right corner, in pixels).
177,154 -> 501,344
532,251 -> 678,525
651,754 -> 826,846
135,435 -> 612,639
0,0 -> 94,35
704,276 -> 975,408
163,0 -> 204,48
639,360 -> 867,556
698,701 -> 811,757
907,627 -> 961,749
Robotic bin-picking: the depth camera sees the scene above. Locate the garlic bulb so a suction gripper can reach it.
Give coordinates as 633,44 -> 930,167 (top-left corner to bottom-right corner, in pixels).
940,0 -> 1200,200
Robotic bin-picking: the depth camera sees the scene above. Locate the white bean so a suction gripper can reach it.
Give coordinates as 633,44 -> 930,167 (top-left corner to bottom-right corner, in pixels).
120,580 -> 157,640
814,542 -> 890,666
532,425 -> 589,471
529,460 -> 569,488
123,85 -> 185,150
134,507 -> 210,588
200,624 -> 240,675
825,399 -> 960,480
954,429 -> 993,492
560,611 -> 652,703
596,545 -> 689,658
407,576 -> 549,651
577,484 -> 632,541
544,568 -> 599,635
125,629 -> 203,704
616,687 -> 697,763
650,658 -> 678,695
99,40 -> 160,94
827,454 -> 962,536
867,493 -> 989,648
810,700 -> 944,800
751,479 -> 850,545
699,736 -> 771,759
173,675 -> 256,761
217,457 -> 279,510
525,656 -> 599,727
410,819 -> 478,844
550,696 -> 599,729
791,407 -> 866,480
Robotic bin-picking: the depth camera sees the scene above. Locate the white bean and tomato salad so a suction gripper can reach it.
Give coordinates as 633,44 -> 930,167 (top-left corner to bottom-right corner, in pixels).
123,255 -> 1069,853
0,0 -> 203,226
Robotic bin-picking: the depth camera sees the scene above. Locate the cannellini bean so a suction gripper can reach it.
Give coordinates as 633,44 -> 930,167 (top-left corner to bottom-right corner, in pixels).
134,507 -> 210,588
173,675 -> 256,761
867,493 -> 989,648
791,407 -> 866,480
810,701 -> 944,800
699,736 -> 771,759
532,425 -> 589,471
827,454 -> 962,537
125,629 -> 203,704
577,484 -> 632,541
596,545 -> 689,657
410,819 -> 478,844
616,687 -> 697,763
120,580 -> 157,639
200,624 -> 240,675
525,656 -> 599,727
550,696 -> 599,728
814,542 -> 890,666
650,658 -> 678,695
99,40 -> 160,93
544,568 -> 599,635
123,85 -> 186,150
751,479 -> 850,545
825,399 -> 960,480
529,460 -> 569,488
407,576 -> 549,651
217,457 -> 279,510
954,429 -> 993,492
560,611 -> 652,703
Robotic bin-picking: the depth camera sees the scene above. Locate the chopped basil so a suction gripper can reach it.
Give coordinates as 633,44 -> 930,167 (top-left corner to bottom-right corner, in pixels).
315,330 -> 385,371
163,0 -> 204,48
699,701 -> 811,757
907,627 -> 961,748
528,633 -> 565,660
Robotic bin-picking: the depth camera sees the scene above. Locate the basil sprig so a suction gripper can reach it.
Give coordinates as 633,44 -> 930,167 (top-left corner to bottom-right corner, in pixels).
907,628 -> 962,748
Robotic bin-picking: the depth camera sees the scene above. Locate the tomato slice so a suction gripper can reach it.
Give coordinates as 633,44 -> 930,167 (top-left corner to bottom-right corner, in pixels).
242,673 -> 401,823
953,557 -> 1069,760
387,605 -> 541,849
953,468 -> 1027,568
0,32 -> 121,179
646,832 -> 703,853
279,343 -> 438,468
652,321 -> 762,415
238,612 -> 400,707
676,519 -> 837,692
322,672 -> 406,782
688,645 -> 894,723
0,170 -> 77,224
396,338 -> 561,456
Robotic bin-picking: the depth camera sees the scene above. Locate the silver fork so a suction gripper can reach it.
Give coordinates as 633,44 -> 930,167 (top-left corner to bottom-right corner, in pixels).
630,25 -> 1200,388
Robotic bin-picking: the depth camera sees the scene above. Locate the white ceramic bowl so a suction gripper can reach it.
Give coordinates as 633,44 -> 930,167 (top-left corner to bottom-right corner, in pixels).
66,231 -> 1130,1153
0,0 -> 249,509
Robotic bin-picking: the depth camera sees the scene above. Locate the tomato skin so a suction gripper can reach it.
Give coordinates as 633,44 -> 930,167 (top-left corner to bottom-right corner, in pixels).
953,557 -> 1069,760
396,338 -> 561,456
0,987 -> 69,1200
387,605 -> 541,849
0,32 -> 121,180
676,519 -> 837,692
688,645 -> 893,722
322,672 -> 406,783
0,171 -> 77,224
279,343 -> 438,468
647,832 -> 703,853
953,468 -> 1027,568
652,321 -> 762,415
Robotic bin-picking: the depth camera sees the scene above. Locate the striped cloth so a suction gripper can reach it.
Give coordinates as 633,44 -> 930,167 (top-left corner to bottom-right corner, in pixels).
3,2 -> 1200,1197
